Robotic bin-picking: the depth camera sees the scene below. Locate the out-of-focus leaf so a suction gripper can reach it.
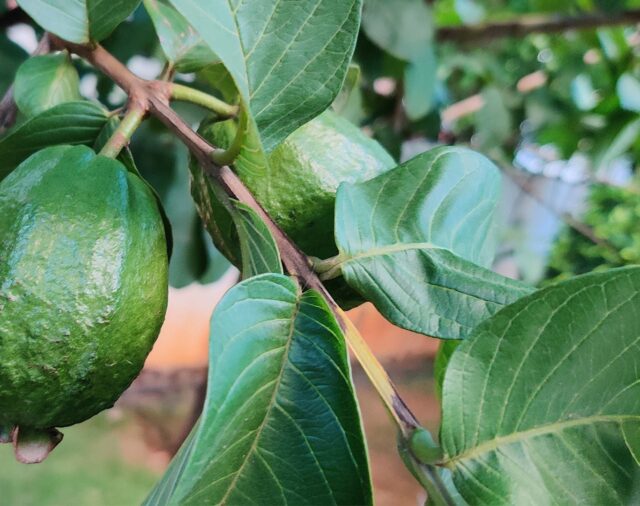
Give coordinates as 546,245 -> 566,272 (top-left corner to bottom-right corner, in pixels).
362,0 -> 432,61
333,146 -> 532,339
17,0 -> 142,43
441,267 -> 640,504
0,34 -> 28,97
617,73 -> 640,112
455,0 -> 485,24
169,0 -> 361,152
404,46 -> 437,121
594,118 -> 640,171
13,53 -> 81,117
571,74 -> 599,111
0,101 -> 108,181
476,86 -> 512,150
143,0 -> 217,72
597,28 -> 630,61
145,274 -> 372,505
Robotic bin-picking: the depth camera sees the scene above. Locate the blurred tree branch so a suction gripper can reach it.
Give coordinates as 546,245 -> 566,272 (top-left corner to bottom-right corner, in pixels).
437,9 -> 640,43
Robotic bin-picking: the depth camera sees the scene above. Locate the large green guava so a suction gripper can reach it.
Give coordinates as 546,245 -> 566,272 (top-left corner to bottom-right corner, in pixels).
190,110 -> 395,303
0,145 -> 169,462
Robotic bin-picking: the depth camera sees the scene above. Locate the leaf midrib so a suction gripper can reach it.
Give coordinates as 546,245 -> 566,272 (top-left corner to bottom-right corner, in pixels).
215,287 -> 302,505
444,414 -> 640,469
338,242 -> 529,297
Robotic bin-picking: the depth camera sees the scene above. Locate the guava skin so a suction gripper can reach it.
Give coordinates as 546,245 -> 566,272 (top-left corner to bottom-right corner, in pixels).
191,111 -> 395,309
198,110 -> 396,259
0,145 -> 169,431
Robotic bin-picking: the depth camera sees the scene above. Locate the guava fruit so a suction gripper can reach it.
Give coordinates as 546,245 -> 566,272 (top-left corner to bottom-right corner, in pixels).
190,111 -> 395,308
0,145 -> 169,463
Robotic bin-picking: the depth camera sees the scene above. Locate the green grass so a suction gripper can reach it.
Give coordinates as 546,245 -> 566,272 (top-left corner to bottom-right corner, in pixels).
0,414 -> 161,506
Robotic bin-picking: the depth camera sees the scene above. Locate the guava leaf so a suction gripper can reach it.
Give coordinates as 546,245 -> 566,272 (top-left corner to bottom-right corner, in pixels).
168,0 -> 362,152
16,0 -> 142,43
441,267 -> 640,505
145,274 -> 372,505
231,200 -> 283,279
13,53 -> 81,117
143,0 -> 218,72
0,101 -> 109,181
334,146 -> 532,339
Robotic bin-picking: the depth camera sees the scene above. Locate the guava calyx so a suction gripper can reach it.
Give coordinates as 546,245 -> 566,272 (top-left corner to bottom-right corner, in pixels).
12,426 -> 64,464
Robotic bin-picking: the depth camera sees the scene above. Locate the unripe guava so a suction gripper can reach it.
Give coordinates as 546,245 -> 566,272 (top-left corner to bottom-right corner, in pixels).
195,110 -> 396,260
0,145 -> 169,462
190,111 -> 395,308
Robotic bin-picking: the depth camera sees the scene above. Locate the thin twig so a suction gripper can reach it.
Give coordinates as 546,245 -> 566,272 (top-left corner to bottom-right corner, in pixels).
437,9 -> 640,43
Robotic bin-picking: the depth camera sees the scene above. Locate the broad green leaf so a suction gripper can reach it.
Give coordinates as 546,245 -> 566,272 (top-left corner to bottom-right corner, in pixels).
441,267 -> 640,505
231,200 -> 283,279
617,73 -> 640,112
0,101 -> 108,181
143,0 -> 218,72
16,0 -> 141,43
404,45 -> 437,121
334,147 -> 532,339
169,0 -> 362,151
362,0 -> 433,61
145,273 -> 372,505
14,53 -> 81,117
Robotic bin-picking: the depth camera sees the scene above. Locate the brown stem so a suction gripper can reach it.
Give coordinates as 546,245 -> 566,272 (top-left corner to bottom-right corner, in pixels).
0,33 -> 51,133
437,9 -> 640,43
52,39 -> 421,436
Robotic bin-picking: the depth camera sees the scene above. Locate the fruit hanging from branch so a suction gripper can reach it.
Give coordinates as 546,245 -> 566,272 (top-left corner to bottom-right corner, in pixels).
0,145 -> 169,463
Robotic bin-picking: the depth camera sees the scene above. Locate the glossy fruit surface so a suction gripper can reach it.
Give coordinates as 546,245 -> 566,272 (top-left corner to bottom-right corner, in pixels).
196,110 -> 396,260
0,145 -> 169,432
